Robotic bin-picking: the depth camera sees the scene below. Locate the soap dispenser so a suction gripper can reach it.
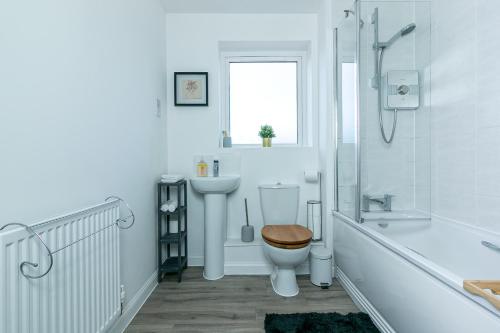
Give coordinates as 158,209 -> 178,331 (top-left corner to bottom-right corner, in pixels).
197,158 -> 208,177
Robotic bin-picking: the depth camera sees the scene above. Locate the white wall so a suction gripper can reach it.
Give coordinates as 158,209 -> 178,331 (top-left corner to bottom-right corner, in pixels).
359,1 -> 431,213
430,0 -> 500,233
333,0 -> 500,234
0,0 -> 167,308
165,13 -> 322,265
334,1 -> 432,216
414,2 -> 432,213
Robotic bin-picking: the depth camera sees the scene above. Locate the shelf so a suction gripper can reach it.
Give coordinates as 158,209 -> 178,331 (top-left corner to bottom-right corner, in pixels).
160,231 -> 187,243
224,238 -> 264,247
158,179 -> 186,186
159,206 -> 187,216
157,180 -> 188,283
159,256 -> 187,273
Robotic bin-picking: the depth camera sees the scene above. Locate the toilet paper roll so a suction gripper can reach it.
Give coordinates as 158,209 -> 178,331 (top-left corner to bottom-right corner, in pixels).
304,170 -> 319,182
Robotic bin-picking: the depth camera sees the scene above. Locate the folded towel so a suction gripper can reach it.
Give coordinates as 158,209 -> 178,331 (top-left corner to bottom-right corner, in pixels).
161,173 -> 183,178
160,174 -> 185,183
161,174 -> 183,179
160,200 -> 178,213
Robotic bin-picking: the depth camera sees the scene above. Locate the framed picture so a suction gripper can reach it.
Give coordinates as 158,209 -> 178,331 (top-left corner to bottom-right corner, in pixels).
174,72 -> 208,106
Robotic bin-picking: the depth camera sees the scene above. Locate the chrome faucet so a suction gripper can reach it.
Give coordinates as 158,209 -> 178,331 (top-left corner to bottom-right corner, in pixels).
213,160 -> 219,177
362,194 -> 393,212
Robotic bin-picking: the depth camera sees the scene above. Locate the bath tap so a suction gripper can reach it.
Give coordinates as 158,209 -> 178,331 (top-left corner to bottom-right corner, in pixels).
362,194 -> 393,212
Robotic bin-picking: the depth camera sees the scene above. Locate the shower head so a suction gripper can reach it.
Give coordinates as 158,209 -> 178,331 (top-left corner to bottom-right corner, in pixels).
401,23 -> 416,36
380,23 -> 416,49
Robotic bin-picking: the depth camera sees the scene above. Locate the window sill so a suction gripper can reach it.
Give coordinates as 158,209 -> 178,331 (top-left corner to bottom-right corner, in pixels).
219,144 -> 313,150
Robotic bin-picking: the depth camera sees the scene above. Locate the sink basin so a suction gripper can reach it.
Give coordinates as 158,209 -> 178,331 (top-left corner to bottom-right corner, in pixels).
190,176 -> 240,194
190,175 -> 241,280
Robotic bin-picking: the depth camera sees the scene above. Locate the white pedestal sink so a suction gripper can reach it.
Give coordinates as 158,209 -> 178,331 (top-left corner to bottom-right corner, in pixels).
190,175 -> 240,280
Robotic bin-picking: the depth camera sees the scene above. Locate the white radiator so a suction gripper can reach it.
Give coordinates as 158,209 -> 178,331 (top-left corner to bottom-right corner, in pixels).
0,200 -> 124,333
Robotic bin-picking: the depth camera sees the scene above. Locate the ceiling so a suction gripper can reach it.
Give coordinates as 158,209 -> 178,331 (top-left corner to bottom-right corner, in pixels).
161,0 -> 322,14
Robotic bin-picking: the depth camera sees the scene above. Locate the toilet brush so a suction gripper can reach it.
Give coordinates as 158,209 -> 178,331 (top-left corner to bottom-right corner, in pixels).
241,198 -> 254,242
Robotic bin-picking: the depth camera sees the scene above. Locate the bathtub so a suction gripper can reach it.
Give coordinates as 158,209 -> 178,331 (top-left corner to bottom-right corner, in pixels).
333,212 -> 500,333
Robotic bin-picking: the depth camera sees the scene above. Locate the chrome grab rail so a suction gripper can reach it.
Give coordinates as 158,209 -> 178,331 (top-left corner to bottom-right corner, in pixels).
481,240 -> 500,253
0,196 -> 135,279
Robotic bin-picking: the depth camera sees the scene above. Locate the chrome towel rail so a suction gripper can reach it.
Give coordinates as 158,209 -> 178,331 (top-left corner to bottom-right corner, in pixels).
106,196 -> 135,229
0,196 -> 135,279
0,222 -> 54,279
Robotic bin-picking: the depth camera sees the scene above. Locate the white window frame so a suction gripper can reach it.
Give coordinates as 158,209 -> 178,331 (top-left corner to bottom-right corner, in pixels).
220,51 -> 308,147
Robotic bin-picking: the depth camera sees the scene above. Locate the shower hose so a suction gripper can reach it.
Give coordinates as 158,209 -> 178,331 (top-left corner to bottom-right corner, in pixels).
377,48 -> 398,144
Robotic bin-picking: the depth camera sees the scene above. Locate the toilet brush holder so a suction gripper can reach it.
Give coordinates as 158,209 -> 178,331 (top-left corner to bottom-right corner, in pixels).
241,225 -> 254,242
241,198 -> 254,242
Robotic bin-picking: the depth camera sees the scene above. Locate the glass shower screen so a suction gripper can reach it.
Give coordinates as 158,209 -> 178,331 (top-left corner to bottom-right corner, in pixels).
335,1 -> 431,222
335,6 -> 359,220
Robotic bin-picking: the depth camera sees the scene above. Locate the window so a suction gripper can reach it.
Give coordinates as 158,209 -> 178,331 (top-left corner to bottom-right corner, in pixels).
222,55 -> 306,146
340,63 -> 357,143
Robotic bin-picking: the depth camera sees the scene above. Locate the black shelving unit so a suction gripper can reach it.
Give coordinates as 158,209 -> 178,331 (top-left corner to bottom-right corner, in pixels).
157,180 -> 188,282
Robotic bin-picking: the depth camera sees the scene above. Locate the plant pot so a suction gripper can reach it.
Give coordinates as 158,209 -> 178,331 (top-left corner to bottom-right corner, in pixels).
262,138 -> 272,147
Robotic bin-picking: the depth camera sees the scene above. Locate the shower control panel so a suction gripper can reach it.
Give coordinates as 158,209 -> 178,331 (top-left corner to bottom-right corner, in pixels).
383,70 -> 420,110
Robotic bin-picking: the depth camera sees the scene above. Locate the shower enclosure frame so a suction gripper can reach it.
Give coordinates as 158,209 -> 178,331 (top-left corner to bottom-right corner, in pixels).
334,0 -> 363,223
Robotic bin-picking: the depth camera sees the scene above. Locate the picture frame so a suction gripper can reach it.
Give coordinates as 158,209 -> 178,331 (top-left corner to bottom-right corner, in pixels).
174,72 -> 208,106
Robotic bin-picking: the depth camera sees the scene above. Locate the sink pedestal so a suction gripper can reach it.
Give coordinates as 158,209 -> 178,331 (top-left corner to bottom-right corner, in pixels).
203,194 -> 226,280
190,175 -> 240,281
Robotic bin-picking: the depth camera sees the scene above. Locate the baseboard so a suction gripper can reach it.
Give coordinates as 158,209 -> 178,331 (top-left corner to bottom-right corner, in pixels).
188,255 -> 204,266
109,270 -> 158,333
336,267 -> 395,333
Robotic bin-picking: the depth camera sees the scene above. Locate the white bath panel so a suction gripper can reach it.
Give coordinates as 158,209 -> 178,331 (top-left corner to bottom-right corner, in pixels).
337,268 -> 395,333
334,213 -> 500,333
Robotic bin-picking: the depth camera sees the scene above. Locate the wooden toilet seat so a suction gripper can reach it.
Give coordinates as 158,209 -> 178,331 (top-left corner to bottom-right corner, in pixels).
261,225 -> 312,249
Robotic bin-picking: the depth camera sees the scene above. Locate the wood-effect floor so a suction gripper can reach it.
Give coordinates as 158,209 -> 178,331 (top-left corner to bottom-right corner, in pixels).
126,267 -> 359,333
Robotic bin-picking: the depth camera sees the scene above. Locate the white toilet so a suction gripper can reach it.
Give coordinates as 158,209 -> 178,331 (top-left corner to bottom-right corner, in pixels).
259,183 -> 312,297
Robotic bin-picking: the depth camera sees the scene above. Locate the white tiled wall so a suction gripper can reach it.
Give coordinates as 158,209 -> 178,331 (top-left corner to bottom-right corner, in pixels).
430,0 -> 500,233
336,1 -> 432,217
359,1 -> 431,212
414,2 -> 432,213
336,0 -> 500,232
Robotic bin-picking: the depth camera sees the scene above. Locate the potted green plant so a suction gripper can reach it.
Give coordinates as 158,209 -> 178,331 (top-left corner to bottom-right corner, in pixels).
258,125 -> 276,147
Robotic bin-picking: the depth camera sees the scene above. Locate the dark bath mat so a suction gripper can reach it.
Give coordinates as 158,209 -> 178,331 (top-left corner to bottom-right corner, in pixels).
264,312 -> 380,333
